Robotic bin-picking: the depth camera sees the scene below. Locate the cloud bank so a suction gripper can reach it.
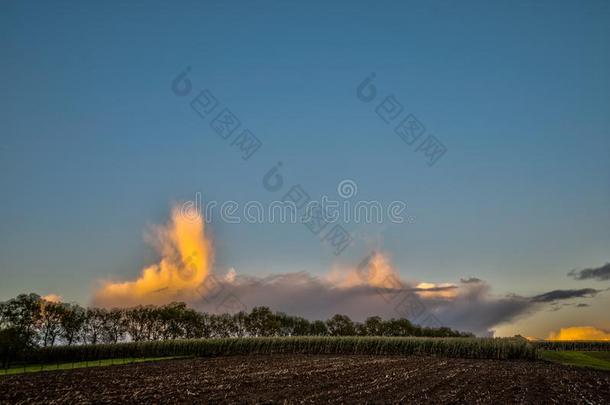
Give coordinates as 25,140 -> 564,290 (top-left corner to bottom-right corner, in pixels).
92,205 -> 605,336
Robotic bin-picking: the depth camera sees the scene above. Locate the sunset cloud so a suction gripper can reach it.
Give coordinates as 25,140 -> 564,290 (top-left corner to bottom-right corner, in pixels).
325,250 -> 402,289
414,283 -> 458,299
91,207 -> 605,336
93,205 -> 213,307
42,294 -> 63,303
547,326 -> 610,341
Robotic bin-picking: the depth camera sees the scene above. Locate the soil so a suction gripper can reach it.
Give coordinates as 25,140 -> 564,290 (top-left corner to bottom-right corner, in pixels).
0,355 -> 608,404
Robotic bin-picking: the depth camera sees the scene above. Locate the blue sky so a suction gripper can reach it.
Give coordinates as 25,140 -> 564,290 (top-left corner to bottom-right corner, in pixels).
1,0 -> 609,337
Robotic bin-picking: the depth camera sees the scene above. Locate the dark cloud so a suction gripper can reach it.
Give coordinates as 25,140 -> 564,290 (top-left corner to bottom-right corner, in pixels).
188,269 -> 603,337
530,288 -> 600,303
433,288 -> 531,338
460,277 -> 482,284
568,263 -> 610,281
575,303 -> 590,308
191,273 -> 533,337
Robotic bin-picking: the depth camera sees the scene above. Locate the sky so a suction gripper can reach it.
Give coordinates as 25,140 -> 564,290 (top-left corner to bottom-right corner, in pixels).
1,0 -> 609,338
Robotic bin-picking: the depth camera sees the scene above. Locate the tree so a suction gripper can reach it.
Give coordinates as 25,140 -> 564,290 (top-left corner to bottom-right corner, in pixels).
0,292 -> 476,350
309,320 -> 329,336
410,324 -> 423,337
292,316 -> 311,336
384,318 -> 413,337
157,303 -> 188,340
59,303 -> 85,345
232,311 -> 248,337
124,306 -> 147,342
124,306 -> 158,341
210,313 -> 236,338
0,293 -> 42,348
326,314 -> 356,336
246,307 -> 280,337
81,308 -> 107,345
435,326 -> 454,338
181,308 -> 207,339
0,328 -> 28,369
39,300 -> 64,347
363,316 -> 385,336
275,312 -> 294,336
101,308 -> 127,344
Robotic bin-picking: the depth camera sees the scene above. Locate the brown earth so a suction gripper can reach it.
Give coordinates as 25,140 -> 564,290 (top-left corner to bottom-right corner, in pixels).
0,355 -> 609,404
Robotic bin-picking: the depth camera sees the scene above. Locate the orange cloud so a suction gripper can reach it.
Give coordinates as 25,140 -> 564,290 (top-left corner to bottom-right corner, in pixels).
326,251 -> 402,289
547,326 -> 610,341
42,294 -> 62,303
93,205 -> 213,307
327,252 -> 460,300
415,282 -> 458,299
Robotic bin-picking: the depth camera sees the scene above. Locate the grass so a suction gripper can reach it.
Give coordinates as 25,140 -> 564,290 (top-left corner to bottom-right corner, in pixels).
533,340 -> 610,351
540,351 -> 610,371
0,356 -> 182,376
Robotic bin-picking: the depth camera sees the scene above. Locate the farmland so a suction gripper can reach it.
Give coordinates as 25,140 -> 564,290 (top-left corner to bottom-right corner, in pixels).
0,337 -> 609,403
1,295 -> 609,403
1,354 -> 609,404
20,336 -> 539,365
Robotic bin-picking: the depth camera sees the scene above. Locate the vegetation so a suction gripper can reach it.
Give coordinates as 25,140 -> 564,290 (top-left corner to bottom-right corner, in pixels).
540,350 -> 610,371
0,293 -> 473,365
533,340 -> 610,351
4,293 -> 609,371
1,356 -> 181,375
22,336 -> 538,364
0,328 -> 28,368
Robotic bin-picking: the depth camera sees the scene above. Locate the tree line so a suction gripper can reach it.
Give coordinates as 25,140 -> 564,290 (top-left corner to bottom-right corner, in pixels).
0,293 -> 473,352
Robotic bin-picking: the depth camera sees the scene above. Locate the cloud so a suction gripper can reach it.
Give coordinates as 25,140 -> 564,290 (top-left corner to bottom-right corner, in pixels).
530,288 -> 600,303
191,258 -> 534,337
460,277 -> 482,284
90,206 -> 604,337
93,205 -> 213,307
547,326 -> 610,341
568,262 -> 610,281
431,285 -> 532,337
194,272 -> 605,336
325,250 -> 402,289
414,283 -> 458,299
42,294 -> 63,303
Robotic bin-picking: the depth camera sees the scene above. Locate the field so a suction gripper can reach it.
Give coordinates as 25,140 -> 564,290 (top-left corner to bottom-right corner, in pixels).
1,337 -> 609,403
1,354 -> 609,403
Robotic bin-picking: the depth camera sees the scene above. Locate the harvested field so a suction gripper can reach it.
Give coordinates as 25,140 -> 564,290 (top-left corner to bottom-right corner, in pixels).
1,355 -> 609,404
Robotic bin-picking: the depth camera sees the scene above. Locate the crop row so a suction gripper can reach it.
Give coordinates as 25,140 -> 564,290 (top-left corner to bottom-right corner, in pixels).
23,336 -> 539,363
